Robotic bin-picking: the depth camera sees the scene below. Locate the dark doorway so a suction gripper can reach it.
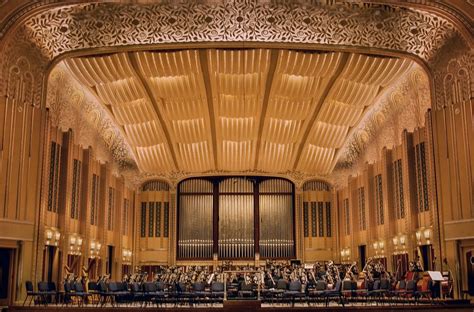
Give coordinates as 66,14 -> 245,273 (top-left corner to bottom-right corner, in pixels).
43,246 -> 55,282
467,250 -> 474,296
419,244 -> 433,271
359,245 -> 366,271
0,248 -> 13,305
107,245 -> 114,278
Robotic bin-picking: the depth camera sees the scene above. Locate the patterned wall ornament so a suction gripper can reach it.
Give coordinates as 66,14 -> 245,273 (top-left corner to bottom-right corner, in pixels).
332,63 -> 432,187
47,63 -> 136,168
16,1 -> 459,63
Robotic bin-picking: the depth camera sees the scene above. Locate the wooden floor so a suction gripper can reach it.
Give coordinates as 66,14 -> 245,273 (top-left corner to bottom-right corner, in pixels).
8,301 -> 474,312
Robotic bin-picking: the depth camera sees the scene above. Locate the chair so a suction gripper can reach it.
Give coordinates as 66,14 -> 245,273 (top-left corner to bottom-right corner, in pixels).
37,281 -> 56,305
210,281 -> 225,305
96,281 -> 116,307
174,282 -> 192,306
370,278 -> 390,304
308,280 -> 327,305
367,279 -> 381,304
284,280 -> 305,306
323,280 -> 343,307
130,282 -> 145,306
192,282 -> 209,305
238,280 -> 254,298
23,281 -> 41,306
72,281 -> 91,306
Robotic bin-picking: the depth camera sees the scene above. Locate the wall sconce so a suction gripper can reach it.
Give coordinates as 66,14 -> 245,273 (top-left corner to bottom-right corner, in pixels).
89,240 -> 102,258
45,227 -> 61,246
416,231 -> 422,242
122,249 -> 132,263
68,234 -> 83,256
373,241 -> 379,250
341,247 -> 351,262
399,235 -> 406,246
424,228 -> 431,244
392,236 -> 399,247
372,240 -> 385,258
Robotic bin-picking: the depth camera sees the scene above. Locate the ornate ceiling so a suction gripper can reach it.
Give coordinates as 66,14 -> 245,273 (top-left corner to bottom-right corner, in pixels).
63,48 -> 413,179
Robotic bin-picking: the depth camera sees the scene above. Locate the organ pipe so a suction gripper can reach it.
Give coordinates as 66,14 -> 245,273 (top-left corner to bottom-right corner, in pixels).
178,177 -> 294,260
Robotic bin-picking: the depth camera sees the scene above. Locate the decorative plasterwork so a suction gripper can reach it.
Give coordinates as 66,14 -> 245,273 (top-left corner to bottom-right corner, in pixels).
47,63 -> 136,168
331,63 -> 432,187
18,1 -> 458,63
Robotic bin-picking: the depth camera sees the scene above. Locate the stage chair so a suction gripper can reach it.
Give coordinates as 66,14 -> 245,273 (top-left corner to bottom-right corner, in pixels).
366,279 -> 382,304
72,281 -> 92,307
23,281 -> 41,306
284,280 -> 305,306
275,279 -> 288,304
308,280 -> 327,306
130,282 -> 145,306
238,280 -> 254,298
389,279 -> 406,304
37,281 -> 56,305
192,281 -> 209,305
323,280 -> 344,307
340,280 -> 353,305
210,281 -> 225,305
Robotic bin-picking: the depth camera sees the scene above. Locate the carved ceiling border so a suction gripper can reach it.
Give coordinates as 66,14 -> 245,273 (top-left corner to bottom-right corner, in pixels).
16,2 -> 459,64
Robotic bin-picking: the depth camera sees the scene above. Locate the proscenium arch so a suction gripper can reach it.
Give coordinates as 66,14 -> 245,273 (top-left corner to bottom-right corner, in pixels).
0,0 -> 471,282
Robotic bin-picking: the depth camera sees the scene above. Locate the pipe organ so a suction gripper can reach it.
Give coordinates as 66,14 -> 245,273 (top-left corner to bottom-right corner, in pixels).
218,178 -> 254,259
259,179 -> 294,258
178,179 -> 214,259
177,176 -> 295,260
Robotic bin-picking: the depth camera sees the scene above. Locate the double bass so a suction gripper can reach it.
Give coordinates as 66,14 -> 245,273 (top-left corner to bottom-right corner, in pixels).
393,258 -> 402,290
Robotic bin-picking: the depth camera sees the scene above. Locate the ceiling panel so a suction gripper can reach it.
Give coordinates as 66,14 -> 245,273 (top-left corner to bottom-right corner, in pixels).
65,49 -> 413,177
134,50 -> 214,173
296,54 -> 412,174
208,49 -> 271,171
258,51 -> 343,172
65,53 -> 176,173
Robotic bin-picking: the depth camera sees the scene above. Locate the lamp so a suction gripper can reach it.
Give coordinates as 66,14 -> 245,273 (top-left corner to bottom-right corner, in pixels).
399,235 -> 406,246
379,241 -> 384,249
55,231 -> 61,241
77,237 -> 83,246
392,237 -> 399,246
46,229 -> 53,240
373,241 -> 379,250
70,236 -> 76,245
423,229 -> 431,240
416,231 -> 422,242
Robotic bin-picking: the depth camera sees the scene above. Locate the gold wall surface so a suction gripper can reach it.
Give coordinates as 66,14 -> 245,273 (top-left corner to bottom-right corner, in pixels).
0,0 -> 472,303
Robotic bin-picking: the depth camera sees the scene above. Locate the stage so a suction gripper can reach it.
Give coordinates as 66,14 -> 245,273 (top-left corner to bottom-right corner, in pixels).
8,300 -> 474,312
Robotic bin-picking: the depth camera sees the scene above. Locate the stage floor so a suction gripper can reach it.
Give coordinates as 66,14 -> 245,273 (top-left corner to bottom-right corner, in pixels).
8,301 -> 474,312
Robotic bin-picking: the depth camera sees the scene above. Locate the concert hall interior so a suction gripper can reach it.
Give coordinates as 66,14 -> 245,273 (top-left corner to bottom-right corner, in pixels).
0,0 -> 472,310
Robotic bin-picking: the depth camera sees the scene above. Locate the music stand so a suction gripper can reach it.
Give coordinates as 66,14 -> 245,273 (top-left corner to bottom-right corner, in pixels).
428,271 -> 444,298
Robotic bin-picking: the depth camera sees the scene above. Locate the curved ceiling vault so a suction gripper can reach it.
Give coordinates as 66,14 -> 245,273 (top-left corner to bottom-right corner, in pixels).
64,49 -> 413,177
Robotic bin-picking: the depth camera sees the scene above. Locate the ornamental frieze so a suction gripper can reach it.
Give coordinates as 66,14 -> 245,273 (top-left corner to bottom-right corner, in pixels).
16,1 -> 458,63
